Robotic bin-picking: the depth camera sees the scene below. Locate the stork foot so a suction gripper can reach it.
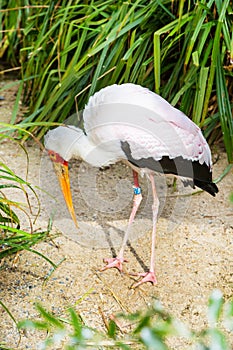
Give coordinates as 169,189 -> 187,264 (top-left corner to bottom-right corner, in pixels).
131,271 -> 157,288
100,257 -> 128,273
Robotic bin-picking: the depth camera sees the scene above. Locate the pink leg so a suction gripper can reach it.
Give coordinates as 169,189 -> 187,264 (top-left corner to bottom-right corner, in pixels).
132,173 -> 159,288
101,170 -> 142,272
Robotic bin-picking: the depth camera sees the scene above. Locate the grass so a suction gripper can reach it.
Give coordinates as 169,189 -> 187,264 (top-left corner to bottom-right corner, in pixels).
0,129 -> 58,349
0,2 -> 232,349
0,129 -> 56,262
15,290 -> 233,349
0,0 -> 232,161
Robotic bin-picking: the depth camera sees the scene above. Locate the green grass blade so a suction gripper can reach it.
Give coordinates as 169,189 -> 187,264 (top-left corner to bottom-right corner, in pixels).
216,51 -> 233,162
193,66 -> 209,125
154,33 -> 161,93
0,300 -> 18,326
202,0 -> 230,122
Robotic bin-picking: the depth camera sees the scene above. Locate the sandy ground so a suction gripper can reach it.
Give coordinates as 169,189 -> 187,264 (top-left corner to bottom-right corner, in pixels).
0,80 -> 233,349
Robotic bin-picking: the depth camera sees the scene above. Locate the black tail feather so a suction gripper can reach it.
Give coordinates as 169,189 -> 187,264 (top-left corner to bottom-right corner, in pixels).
121,141 -> 219,196
194,179 -> 219,196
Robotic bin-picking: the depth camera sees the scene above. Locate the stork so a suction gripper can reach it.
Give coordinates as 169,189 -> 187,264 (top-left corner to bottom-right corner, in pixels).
44,83 -> 218,287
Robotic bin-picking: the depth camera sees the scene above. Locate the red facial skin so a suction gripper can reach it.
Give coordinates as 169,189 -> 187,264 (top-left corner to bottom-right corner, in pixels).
48,150 -> 68,166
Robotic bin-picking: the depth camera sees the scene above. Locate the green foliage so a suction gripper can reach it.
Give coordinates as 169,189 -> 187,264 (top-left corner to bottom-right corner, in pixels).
0,129 -> 54,260
17,290 -> 233,349
230,193 -> 233,203
0,1 -> 232,160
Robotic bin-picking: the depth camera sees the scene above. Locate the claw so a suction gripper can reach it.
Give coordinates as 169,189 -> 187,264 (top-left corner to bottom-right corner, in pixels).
131,271 -> 157,288
101,257 -> 128,272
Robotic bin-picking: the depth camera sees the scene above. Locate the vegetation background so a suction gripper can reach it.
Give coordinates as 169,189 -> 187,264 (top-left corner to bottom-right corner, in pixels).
0,1 -> 232,349
1,0 -> 232,159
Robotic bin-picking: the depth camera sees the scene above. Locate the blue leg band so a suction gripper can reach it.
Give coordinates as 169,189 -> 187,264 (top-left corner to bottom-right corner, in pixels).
134,187 -> 141,195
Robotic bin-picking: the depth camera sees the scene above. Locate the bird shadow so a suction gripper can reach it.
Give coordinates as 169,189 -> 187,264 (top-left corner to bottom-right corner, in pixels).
100,222 -> 149,273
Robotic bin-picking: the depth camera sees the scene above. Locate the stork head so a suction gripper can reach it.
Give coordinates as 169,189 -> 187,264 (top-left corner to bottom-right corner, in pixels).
44,126 -> 83,227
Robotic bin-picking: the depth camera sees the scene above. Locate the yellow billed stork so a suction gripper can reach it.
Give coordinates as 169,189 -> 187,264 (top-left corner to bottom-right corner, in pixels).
44,83 -> 218,287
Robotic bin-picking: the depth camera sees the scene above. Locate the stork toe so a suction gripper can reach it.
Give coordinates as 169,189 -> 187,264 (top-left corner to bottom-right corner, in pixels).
100,257 -> 128,272
131,271 -> 157,288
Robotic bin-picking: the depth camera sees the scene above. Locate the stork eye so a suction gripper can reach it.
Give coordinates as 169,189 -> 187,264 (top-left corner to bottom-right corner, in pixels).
48,151 -> 57,161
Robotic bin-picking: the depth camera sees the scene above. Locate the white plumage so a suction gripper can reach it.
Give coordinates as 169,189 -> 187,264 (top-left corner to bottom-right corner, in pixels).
45,84 -> 212,167
44,83 -> 218,287
84,84 -> 211,165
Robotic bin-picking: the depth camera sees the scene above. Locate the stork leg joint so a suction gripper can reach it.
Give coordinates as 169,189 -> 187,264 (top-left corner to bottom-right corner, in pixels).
152,197 -> 159,217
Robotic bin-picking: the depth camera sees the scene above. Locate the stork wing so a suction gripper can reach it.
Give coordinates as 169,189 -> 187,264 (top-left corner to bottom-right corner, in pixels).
83,86 -> 211,168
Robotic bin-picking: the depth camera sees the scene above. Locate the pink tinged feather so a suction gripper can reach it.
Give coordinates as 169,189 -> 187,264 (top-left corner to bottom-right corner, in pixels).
84,83 -> 212,168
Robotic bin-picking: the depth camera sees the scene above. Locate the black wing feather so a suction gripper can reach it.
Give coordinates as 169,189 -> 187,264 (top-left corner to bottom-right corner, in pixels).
121,141 -> 218,196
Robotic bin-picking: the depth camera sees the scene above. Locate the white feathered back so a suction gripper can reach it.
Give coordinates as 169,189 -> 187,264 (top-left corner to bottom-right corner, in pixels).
83,84 -> 212,167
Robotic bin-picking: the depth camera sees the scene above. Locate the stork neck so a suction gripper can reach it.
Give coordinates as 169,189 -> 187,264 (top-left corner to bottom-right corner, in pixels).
73,133 -> 121,167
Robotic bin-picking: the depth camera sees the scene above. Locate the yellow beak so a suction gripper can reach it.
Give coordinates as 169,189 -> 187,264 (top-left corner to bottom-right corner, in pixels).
53,161 -> 78,228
